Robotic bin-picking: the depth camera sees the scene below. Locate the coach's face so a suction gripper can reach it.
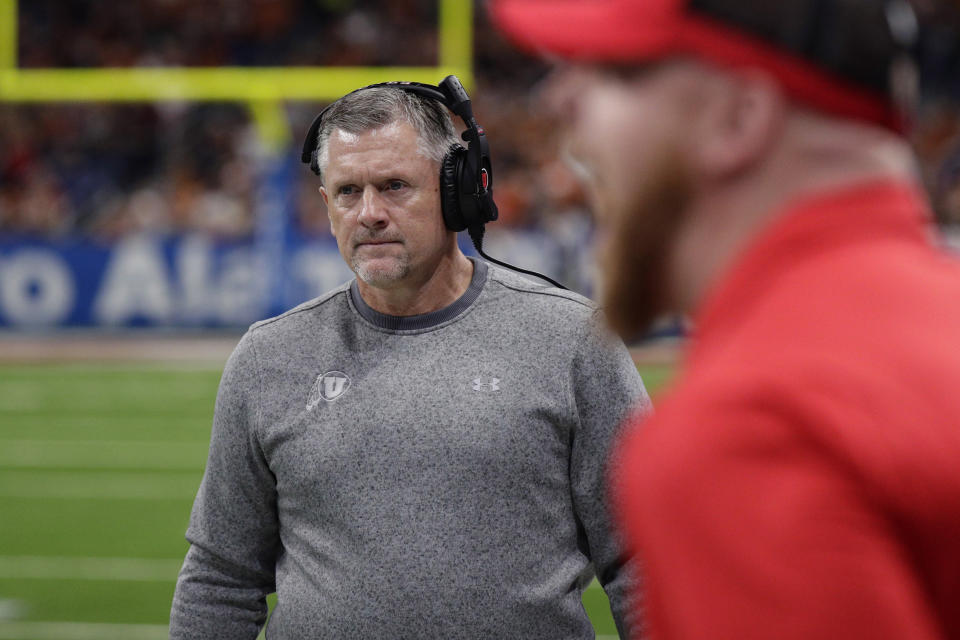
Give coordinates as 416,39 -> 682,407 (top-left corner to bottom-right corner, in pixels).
321,120 -> 449,289
545,61 -> 703,337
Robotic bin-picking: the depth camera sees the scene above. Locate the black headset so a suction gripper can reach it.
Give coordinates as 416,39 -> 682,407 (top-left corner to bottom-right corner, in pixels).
301,75 -> 498,234
301,75 -> 567,289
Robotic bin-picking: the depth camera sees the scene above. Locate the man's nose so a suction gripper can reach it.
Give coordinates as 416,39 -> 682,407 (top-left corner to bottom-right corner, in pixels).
357,186 -> 388,228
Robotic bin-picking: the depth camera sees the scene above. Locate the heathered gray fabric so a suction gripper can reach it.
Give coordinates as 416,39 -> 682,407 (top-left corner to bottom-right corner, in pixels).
170,258 -> 650,639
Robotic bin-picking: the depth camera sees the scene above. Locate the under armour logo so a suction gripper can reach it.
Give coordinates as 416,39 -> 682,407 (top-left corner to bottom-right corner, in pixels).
307,371 -> 351,410
472,377 -> 500,392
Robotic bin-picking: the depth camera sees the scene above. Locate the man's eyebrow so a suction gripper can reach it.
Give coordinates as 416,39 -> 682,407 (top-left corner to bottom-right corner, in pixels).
598,60 -> 665,81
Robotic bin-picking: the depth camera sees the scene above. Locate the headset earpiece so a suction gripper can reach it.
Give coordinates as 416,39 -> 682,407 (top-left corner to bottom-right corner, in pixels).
302,111 -> 326,176
440,141 -> 498,232
302,76 -> 498,231
440,144 -> 467,231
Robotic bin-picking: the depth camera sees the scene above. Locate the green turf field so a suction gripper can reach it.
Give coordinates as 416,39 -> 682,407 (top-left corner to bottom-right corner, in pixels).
0,361 -> 672,640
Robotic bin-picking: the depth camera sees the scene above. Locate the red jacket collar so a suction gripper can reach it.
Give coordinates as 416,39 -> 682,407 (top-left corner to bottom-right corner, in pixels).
688,179 -> 934,363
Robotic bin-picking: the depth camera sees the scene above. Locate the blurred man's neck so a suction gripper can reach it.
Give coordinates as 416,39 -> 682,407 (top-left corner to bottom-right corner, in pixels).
356,249 -> 474,317
669,110 -> 919,317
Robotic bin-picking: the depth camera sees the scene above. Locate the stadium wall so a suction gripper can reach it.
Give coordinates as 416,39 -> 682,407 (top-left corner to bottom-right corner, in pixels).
0,229 -> 588,329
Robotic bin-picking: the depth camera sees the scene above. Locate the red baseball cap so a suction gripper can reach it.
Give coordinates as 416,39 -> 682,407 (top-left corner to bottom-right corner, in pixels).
491,0 -> 903,130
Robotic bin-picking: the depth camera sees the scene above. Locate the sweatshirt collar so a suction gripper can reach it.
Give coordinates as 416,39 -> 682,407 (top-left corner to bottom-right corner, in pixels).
349,258 -> 488,331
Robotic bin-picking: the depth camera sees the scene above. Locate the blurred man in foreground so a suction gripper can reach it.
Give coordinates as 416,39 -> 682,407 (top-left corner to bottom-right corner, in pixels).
494,0 -> 960,638
169,82 -> 648,638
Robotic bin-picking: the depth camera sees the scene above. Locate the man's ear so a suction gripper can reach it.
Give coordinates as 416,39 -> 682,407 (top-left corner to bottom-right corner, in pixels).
690,70 -> 786,180
319,186 -> 335,235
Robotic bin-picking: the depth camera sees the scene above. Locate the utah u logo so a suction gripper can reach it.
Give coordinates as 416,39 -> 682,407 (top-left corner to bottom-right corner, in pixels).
307,371 -> 351,410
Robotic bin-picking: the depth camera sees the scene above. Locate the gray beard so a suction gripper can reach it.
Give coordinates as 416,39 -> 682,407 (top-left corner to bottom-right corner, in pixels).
351,254 -> 411,287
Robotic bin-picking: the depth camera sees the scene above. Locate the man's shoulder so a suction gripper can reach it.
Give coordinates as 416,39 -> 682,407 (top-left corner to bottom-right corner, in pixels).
484,263 -> 597,318
248,281 -> 353,337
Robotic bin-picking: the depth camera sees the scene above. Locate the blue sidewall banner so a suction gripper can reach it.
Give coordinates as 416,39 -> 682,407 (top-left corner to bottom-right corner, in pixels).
0,233 -> 353,328
0,230 -> 584,328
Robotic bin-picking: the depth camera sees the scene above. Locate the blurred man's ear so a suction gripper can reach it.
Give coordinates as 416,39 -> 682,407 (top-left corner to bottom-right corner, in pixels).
690,68 -> 787,180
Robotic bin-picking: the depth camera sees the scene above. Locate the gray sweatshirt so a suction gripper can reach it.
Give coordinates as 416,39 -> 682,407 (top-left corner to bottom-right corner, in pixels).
170,259 -> 649,639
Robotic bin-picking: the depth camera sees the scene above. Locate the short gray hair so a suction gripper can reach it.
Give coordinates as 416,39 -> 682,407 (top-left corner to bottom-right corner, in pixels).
313,86 -> 461,182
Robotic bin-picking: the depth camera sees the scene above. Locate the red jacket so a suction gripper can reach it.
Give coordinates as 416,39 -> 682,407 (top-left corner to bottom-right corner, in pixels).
614,180 -> 960,639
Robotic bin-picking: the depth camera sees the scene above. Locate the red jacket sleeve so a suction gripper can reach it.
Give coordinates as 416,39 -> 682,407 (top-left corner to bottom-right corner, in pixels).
613,401 -> 944,640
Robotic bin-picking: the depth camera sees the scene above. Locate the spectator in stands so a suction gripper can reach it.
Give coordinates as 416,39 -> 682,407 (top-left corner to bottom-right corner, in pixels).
1,0 -> 957,244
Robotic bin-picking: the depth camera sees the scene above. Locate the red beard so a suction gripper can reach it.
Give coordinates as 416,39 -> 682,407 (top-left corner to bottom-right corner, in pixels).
598,145 -> 694,340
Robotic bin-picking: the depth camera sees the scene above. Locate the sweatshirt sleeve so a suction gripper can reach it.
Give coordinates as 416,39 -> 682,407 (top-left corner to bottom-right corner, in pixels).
169,330 -> 280,640
569,310 -> 652,639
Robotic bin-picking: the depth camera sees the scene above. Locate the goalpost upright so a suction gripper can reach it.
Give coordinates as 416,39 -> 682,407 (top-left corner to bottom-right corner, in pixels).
0,0 -> 474,150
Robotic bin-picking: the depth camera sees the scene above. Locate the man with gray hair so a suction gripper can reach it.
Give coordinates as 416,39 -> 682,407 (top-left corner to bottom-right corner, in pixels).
169,81 -> 649,639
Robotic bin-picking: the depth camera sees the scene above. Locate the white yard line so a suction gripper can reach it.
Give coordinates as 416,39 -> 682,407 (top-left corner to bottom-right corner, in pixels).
0,440 -> 206,471
0,621 -> 169,640
0,600 -> 26,622
0,554 -> 602,590
0,556 -> 182,582
0,555 -> 602,590
0,622 -> 619,640
0,470 -> 198,500
0,560 -> 616,639
0,333 -> 239,365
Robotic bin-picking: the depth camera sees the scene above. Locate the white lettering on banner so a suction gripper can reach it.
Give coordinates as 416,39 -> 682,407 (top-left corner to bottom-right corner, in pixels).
217,248 -> 269,324
93,236 -> 173,325
177,235 -> 214,323
93,235 -> 270,326
1,230 -> 579,327
0,250 -> 75,326
291,249 -> 354,299
174,236 -> 269,324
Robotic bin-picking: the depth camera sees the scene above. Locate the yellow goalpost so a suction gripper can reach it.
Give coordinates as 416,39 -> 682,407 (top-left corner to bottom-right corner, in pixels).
0,0 -> 475,150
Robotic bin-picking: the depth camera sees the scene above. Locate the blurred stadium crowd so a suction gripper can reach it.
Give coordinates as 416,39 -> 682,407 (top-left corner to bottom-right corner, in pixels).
0,0 -> 958,241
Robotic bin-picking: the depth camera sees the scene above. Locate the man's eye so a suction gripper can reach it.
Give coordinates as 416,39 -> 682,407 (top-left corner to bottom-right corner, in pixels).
339,186 -> 356,196
387,181 -> 405,191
